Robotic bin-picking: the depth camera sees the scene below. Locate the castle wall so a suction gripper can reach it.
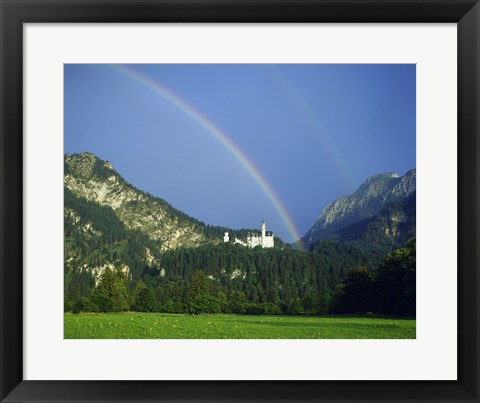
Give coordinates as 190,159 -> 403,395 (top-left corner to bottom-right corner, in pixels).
262,235 -> 274,248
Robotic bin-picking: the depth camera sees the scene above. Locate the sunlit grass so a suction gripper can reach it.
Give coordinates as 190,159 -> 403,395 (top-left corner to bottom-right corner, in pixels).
64,312 -> 415,339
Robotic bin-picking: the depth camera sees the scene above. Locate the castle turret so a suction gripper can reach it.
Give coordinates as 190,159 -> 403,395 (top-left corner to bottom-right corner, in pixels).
262,220 -> 274,248
223,232 -> 229,243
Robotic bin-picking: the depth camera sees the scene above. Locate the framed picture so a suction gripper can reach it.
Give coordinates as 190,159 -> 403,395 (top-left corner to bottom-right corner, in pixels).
1,0 -> 479,402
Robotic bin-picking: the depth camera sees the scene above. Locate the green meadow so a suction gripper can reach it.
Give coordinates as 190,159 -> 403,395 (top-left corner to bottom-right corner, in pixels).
64,312 -> 415,339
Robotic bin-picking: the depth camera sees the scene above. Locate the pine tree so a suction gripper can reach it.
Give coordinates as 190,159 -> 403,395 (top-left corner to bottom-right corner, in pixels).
374,238 -> 416,316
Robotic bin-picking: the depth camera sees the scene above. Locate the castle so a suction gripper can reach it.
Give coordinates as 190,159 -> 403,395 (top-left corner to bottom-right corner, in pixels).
224,220 -> 274,249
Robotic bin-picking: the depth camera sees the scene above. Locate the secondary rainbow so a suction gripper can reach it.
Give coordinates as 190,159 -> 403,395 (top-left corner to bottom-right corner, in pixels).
109,64 -> 303,245
266,66 -> 357,190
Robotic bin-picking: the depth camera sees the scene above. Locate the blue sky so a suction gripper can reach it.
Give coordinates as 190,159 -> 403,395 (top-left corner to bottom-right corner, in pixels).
64,64 -> 416,243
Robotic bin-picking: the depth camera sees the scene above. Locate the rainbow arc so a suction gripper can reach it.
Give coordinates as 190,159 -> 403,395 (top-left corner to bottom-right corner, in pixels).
110,64 -> 303,245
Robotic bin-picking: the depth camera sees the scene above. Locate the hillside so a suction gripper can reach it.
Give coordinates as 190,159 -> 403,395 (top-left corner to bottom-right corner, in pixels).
309,192 -> 416,276
64,152 -> 415,317
65,152 -> 209,251
302,169 -> 416,248
64,152 -> 286,289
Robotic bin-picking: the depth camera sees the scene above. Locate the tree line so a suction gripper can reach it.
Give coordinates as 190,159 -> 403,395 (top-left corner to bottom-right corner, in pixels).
329,238 -> 415,316
66,239 -> 415,317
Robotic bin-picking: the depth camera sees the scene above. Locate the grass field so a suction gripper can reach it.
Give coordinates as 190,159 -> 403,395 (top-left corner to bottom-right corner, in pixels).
64,312 -> 415,339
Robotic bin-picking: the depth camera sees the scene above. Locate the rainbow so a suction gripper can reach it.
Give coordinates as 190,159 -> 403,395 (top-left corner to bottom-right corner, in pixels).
109,64 -> 303,245
265,66 -> 357,190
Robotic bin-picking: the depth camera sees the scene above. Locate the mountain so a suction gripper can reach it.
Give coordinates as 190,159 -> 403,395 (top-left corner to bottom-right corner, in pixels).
64,152 -> 416,316
64,185 -> 164,284
65,152 -> 209,251
302,169 -> 416,248
64,152 -> 282,282
329,191 -> 416,245
309,191 -> 416,268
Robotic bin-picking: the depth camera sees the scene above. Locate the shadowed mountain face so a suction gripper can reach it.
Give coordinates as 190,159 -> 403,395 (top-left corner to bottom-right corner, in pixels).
302,169 -> 416,248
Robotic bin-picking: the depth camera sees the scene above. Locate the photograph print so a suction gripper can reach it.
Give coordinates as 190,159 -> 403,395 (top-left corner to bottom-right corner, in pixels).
64,64 -> 416,339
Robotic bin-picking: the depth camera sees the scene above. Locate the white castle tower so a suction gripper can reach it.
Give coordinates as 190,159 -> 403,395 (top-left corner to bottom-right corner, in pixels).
246,220 -> 274,248
260,220 -> 274,248
223,232 -> 229,243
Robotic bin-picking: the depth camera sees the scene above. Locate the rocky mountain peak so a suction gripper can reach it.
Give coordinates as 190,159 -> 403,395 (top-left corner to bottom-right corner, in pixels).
64,152 -> 207,251
302,169 -> 416,247
64,152 -> 115,180
352,172 -> 399,200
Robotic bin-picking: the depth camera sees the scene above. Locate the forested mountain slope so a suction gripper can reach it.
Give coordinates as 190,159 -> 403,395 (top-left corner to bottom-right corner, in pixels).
65,152 -> 415,316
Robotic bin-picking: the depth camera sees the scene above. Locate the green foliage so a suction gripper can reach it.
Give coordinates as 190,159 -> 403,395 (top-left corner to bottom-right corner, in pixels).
375,238 -> 416,316
91,293 -> 114,313
329,266 -> 374,314
310,239 -> 378,285
91,268 -> 130,312
228,290 -> 248,314
155,243 -> 332,315
65,237 -> 416,317
64,186 -> 162,303
188,294 -> 220,314
64,298 -> 73,313
65,229 -> 416,317
72,296 -> 98,314
186,270 -> 220,314
328,239 -> 416,316
302,286 -> 320,315
259,302 -> 282,315
188,270 -> 211,298
217,292 -> 229,313
134,288 -> 158,312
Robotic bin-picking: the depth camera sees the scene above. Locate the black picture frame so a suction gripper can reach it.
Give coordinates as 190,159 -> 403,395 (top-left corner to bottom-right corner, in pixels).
1,1 -> 479,402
